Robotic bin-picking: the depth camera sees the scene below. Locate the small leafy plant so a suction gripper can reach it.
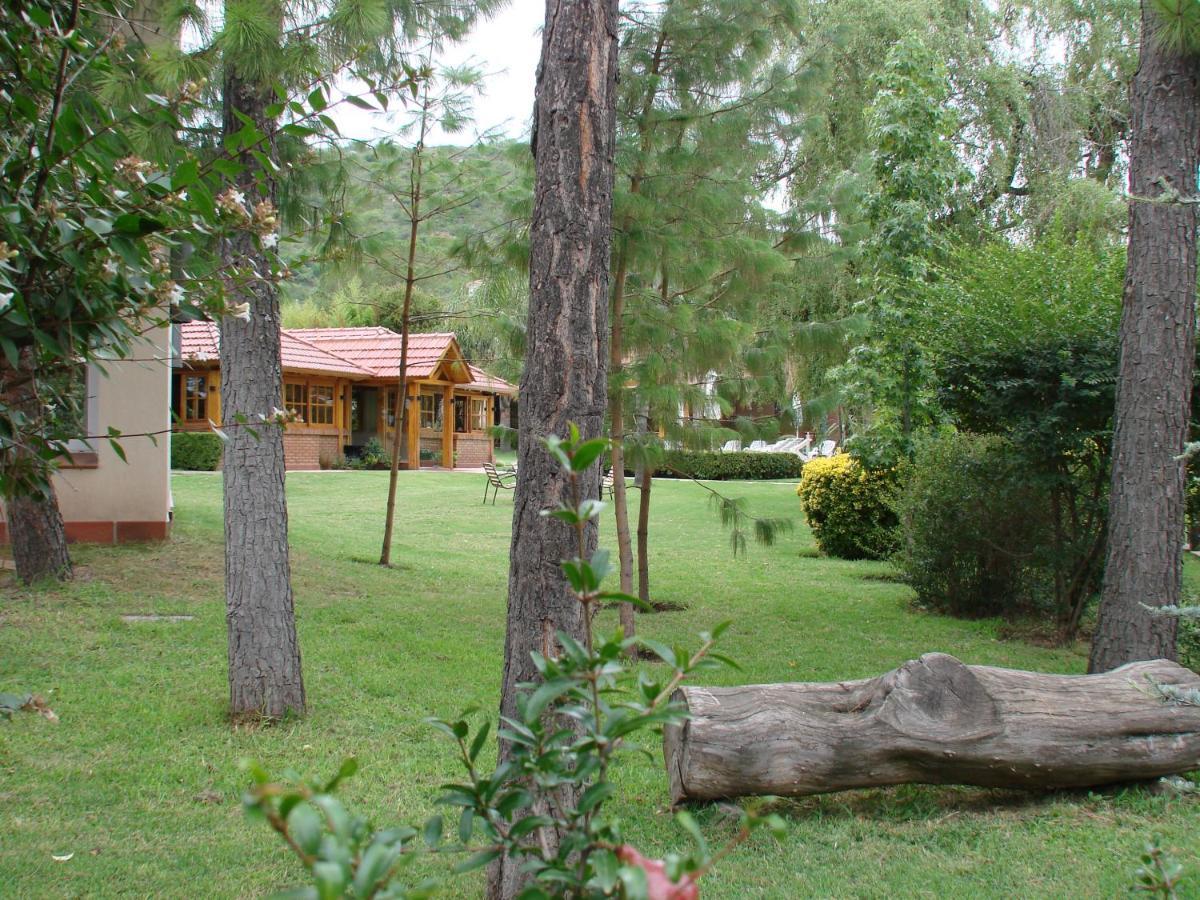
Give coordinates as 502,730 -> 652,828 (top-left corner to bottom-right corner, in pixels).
243,429 -> 782,897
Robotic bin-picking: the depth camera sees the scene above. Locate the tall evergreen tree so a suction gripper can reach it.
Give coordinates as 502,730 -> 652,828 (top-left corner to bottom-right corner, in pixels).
606,0 -> 800,621
1089,0 -> 1199,671
490,0 -> 618,895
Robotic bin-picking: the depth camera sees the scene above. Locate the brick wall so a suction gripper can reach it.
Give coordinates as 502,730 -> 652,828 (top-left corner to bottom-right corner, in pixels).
419,436 -> 443,467
283,432 -> 341,470
454,434 -> 492,468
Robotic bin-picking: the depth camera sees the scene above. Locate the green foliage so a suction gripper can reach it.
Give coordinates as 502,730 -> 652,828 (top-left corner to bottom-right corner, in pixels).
1132,835 -> 1185,897
342,437 -> 391,471
834,35 -> 962,461
652,450 -> 804,481
1146,0 -> 1200,53
795,453 -> 897,560
0,1 -> 246,496
244,430 -> 779,897
893,432 -> 1051,619
908,236 -> 1121,634
170,432 -> 223,471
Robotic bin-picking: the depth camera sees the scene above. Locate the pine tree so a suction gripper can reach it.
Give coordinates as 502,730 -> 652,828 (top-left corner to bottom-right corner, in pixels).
490,0 -> 618,895
1089,0 -> 1199,671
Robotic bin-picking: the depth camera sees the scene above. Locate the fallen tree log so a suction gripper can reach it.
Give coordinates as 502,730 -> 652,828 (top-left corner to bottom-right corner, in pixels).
663,653 -> 1200,804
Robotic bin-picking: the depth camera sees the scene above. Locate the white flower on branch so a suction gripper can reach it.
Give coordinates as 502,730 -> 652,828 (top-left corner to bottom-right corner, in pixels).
261,233 -> 279,249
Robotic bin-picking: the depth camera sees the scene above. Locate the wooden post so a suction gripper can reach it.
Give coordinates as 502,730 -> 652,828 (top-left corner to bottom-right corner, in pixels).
442,385 -> 454,468
406,385 -> 420,470
208,371 -> 222,428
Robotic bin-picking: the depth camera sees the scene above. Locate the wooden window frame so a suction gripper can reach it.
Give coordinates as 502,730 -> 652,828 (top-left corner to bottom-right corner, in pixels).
309,383 -> 335,426
284,381 -> 308,423
471,397 -> 488,432
419,393 -> 442,430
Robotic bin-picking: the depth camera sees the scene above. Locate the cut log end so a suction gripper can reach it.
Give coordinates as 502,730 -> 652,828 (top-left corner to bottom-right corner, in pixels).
665,654 -> 1200,805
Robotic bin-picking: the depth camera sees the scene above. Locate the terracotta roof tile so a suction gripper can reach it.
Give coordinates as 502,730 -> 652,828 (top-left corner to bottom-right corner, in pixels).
176,321 -> 376,378
466,364 -> 517,395
177,322 -> 515,394
287,327 -> 456,378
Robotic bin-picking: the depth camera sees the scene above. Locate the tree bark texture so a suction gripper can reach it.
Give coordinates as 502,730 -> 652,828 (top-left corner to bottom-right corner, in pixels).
1090,11 -> 1200,673
220,60 -> 305,720
3,349 -> 71,584
489,1 -> 618,896
664,653 -> 1200,805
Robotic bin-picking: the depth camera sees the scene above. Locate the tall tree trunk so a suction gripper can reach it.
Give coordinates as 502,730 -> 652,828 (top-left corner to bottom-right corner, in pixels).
634,408 -> 652,605
1089,11 -> 1200,673
488,1 -> 618,896
380,85 -> 429,567
3,350 -> 72,584
608,29 -> 666,641
220,50 -> 305,720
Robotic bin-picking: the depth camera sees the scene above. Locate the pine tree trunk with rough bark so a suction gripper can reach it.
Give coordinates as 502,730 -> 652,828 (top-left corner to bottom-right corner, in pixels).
488,1 -> 618,896
3,349 -> 72,584
219,60 -> 305,720
1089,10 -> 1200,673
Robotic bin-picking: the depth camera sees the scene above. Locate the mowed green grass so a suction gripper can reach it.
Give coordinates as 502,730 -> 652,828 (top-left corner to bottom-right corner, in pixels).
1,470 -> 1198,898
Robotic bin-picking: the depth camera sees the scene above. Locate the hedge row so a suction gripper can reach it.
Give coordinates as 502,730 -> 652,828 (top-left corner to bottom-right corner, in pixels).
171,431 -> 223,471
648,449 -> 804,481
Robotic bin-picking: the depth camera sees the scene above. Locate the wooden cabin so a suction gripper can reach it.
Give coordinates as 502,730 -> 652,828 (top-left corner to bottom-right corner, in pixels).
175,322 -> 516,471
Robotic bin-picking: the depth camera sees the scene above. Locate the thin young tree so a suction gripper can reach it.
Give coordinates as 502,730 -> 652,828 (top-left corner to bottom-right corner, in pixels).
371,64 -> 499,566
1089,0 -> 1200,672
489,0 -> 618,895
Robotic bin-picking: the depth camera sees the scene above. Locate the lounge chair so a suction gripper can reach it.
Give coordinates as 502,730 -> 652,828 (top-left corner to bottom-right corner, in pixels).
482,462 -> 516,504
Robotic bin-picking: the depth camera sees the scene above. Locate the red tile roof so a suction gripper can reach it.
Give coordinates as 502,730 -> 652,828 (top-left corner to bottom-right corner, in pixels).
466,364 -> 517,396
178,321 -> 376,378
177,321 -> 516,394
286,327 -> 455,379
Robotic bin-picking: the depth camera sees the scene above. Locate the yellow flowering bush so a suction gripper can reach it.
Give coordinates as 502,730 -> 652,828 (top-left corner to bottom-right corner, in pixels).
796,453 -> 898,560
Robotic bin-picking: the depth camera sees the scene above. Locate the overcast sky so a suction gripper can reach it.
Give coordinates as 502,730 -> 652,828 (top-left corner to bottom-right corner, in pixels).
333,3 -> 544,146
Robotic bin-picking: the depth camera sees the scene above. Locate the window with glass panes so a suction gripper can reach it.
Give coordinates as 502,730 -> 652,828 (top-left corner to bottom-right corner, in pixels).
419,393 -> 442,429
310,384 -> 335,425
471,398 -> 488,431
284,382 -> 307,421
173,373 -> 208,422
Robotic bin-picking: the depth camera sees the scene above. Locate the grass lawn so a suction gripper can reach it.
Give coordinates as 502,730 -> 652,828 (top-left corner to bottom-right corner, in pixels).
2,469 -> 1198,898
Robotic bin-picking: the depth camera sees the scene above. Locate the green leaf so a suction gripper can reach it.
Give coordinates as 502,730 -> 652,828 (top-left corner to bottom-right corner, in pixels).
313,860 -> 347,900
324,757 -> 358,792
468,720 -> 491,763
578,782 -> 614,814
570,437 -> 608,472
113,214 -> 164,236
523,678 -> 574,721
423,814 -> 443,849
458,807 -> 474,844
288,802 -> 324,857
453,848 -> 502,874
352,841 -> 401,897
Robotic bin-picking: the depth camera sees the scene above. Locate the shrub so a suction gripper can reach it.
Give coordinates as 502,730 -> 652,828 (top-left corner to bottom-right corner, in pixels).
894,431 -> 1108,632
171,432 -> 222,471
891,432 -> 1068,620
795,453 -> 897,560
653,450 -> 804,481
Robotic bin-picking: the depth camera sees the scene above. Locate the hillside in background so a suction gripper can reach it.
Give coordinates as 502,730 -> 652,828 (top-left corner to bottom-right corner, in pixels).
280,139 -> 530,378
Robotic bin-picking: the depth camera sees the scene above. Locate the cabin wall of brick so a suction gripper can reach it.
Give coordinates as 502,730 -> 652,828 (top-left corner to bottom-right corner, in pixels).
283,432 -> 341,471
454,434 -> 492,468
